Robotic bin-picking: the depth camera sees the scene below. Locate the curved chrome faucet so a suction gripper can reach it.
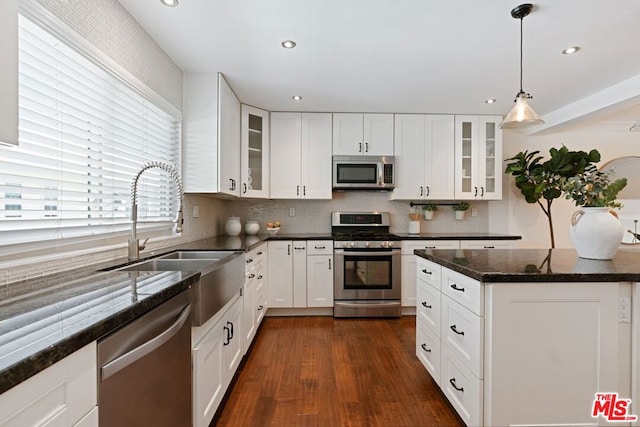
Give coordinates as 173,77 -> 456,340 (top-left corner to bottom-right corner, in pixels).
129,161 -> 184,260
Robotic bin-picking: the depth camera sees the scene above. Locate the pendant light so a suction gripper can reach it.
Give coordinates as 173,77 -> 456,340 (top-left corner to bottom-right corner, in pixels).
499,3 -> 544,129
630,120 -> 640,132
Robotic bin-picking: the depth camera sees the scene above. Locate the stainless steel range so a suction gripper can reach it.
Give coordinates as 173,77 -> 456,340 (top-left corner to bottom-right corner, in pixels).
332,212 -> 401,317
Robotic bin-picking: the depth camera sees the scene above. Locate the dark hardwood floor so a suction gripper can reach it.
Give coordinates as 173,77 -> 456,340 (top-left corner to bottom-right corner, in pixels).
215,316 -> 464,426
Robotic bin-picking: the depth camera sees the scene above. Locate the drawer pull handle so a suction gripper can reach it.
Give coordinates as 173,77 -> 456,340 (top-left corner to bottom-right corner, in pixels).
257,251 -> 263,256
450,284 -> 465,292
421,269 -> 432,275
450,324 -> 464,335
421,344 -> 431,353
425,246 -> 436,249
315,245 -> 326,249
246,258 -> 253,263
449,378 -> 464,392
258,305 -> 264,311
257,275 -> 263,280
421,301 -> 432,309
248,273 -> 255,279
484,245 -> 495,249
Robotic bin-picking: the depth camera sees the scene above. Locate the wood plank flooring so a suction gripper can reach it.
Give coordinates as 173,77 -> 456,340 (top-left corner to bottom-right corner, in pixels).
214,316 -> 464,426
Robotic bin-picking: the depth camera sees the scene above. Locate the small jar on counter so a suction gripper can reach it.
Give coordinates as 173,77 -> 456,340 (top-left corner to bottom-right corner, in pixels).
225,217 -> 241,236
245,220 -> 260,235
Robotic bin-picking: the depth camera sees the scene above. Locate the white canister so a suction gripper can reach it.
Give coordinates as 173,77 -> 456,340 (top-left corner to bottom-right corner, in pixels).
225,216 -> 241,236
409,221 -> 420,234
245,220 -> 260,235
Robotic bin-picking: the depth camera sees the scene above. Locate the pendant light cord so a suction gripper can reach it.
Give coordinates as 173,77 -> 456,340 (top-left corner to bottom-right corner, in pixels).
519,16 -> 524,93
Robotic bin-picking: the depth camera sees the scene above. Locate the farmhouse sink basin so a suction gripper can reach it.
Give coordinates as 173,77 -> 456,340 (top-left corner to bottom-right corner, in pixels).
119,250 -> 245,326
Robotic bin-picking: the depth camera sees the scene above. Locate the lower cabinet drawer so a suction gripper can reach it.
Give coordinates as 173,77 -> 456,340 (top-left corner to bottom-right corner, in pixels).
441,344 -> 483,427
416,258 -> 441,290
416,318 -> 441,386
441,295 -> 483,379
417,279 -> 440,334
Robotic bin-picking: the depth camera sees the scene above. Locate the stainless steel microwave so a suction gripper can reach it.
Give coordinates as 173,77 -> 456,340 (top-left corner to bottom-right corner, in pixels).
332,155 -> 395,190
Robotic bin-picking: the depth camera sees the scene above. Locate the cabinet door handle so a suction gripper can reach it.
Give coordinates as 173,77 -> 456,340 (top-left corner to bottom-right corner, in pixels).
258,305 -> 264,311
365,142 -> 368,152
248,273 -> 255,279
246,258 -> 253,263
243,183 -> 247,194
421,301 -> 432,309
303,186 -> 306,196
257,275 -> 263,280
227,321 -> 234,339
425,186 -> 430,196
421,268 -> 432,275
450,284 -> 465,292
223,325 -> 230,346
419,186 -> 424,197
449,378 -> 464,392
450,324 -> 464,335
229,179 -> 234,190
474,186 -> 478,197
328,259 -> 332,270
421,343 -> 431,353
288,244 -> 291,255
480,186 -> 485,197
296,185 -> 300,196
359,142 -> 362,152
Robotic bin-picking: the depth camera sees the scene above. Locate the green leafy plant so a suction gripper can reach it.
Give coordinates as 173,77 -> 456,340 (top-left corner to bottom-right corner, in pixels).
452,202 -> 469,211
563,164 -> 627,208
504,146 -> 601,248
422,203 -> 438,212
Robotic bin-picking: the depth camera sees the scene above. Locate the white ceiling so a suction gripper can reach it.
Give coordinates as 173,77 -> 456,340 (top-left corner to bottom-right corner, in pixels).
117,0 -> 640,130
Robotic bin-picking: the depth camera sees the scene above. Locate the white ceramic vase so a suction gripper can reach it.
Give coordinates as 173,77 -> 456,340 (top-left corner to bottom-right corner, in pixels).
569,207 -> 623,260
244,220 -> 259,235
455,210 -> 465,220
424,210 -> 434,220
409,221 -> 420,234
225,216 -> 241,236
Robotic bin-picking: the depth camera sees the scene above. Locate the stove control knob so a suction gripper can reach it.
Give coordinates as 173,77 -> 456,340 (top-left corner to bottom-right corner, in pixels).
380,241 -> 388,248
388,241 -> 394,248
365,242 -> 370,248
342,242 -> 349,248
350,242 -> 356,248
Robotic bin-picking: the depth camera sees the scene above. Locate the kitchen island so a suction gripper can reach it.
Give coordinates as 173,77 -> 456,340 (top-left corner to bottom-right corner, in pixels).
414,248 -> 639,426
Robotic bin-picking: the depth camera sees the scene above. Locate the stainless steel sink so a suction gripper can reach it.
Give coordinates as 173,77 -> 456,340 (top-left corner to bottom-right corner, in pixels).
118,250 -> 245,326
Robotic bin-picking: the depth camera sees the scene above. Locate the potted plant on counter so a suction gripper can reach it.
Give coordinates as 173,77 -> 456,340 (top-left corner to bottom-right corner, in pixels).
422,203 -> 438,220
452,202 -> 469,220
563,164 -> 627,259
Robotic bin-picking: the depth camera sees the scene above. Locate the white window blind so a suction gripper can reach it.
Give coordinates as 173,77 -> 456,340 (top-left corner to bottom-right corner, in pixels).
0,15 -> 181,247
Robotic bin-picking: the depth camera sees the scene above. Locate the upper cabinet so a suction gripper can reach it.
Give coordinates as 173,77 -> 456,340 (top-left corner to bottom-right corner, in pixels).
332,113 -> 393,156
392,114 -> 455,200
270,112 -> 332,199
183,73 -> 241,195
241,105 -> 269,198
0,1 -> 18,146
454,115 -> 503,200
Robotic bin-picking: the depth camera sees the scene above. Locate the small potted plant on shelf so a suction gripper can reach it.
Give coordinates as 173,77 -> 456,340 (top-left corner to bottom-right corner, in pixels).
452,202 -> 469,220
562,164 -> 627,260
422,203 -> 438,220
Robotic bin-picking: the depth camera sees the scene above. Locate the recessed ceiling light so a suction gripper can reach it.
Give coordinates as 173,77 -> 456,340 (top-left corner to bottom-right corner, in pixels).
160,0 -> 178,6
292,95 -> 302,101
562,46 -> 580,55
281,40 -> 297,49
485,98 -> 496,104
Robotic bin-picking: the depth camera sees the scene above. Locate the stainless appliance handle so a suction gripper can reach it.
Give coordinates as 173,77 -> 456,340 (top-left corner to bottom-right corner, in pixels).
101,304 -> 191,380
334,249 -> 400,257
334,301 -> 401,308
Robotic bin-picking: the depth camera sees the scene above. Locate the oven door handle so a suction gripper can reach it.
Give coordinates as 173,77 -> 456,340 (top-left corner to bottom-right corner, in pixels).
334,301 -> 401,308
335,250 -> 400,257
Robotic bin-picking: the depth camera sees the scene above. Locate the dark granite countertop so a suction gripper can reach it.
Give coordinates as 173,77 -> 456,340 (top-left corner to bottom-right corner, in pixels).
395,232 -> 521,240
415,248 -> 640,282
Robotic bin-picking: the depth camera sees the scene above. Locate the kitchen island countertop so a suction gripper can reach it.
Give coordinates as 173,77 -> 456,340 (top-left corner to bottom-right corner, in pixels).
395,232 -> 521,240
415,247 -> 640,282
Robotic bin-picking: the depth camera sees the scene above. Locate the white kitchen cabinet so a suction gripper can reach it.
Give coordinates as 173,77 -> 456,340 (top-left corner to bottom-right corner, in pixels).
0,343 -> 97,427
332,113 -> 394,156
241,105 -> 269,198
392,115 -> 455,200
267,240 -> 293,307
0,0 -> 18,146
306,241 -> 334,307
183,73 -> 241,195
401,240 -> 459,308
292,242 -> 308,308
243,242 -> 267,353
459,240 -> 517,249
192,294 -> 243,427
270,112 -> 332,199
454,116 -> 502,200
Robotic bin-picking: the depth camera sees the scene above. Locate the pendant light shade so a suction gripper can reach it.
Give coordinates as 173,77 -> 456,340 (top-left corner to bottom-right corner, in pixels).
630,120 -> 640,132
499,3 -> 544,129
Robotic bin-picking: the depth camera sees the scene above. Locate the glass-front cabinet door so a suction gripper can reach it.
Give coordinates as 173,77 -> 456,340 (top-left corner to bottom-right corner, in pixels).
241,105 -> 269,198
454,115 -> 502,200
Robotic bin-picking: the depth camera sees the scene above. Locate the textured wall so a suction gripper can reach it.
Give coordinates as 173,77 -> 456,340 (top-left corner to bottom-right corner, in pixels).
35,0 -> 183,110
226,192 -> 489,235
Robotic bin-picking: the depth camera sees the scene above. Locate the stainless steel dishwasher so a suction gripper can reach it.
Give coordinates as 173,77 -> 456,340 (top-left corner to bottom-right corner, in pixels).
98,290 -> 192,427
